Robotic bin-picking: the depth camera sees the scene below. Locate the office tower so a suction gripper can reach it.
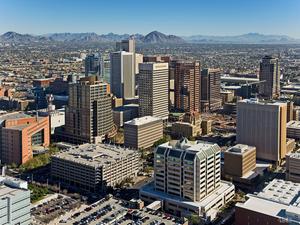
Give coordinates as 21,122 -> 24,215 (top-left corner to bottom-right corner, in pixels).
0,112 -> 50,165
174,60 -> 200,112
52,143 -> 141,192
200,68 -> 222,112
116,39 -> 135,53
138,63 -> 169,120
110,51 -> 135,99
85,54 -> 101,77
235,179 -> 300,225
140,138 -> 235,219
124,116 -> 163,149
259,55 -> 280,99
135,53 -> 143,75
224,144 -> 256,178
237,99 -> 287,162
0,175 -> 31,225
286,150 -> 300,183
64,76 -> 113,144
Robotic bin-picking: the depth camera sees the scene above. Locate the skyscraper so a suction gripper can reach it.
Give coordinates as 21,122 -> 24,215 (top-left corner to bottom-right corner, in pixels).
63,76 -> 113,144
236,99 -> 287,162
85,54 -> 101,77
200,68 -> 222,112
110,51 -> 135,99
138,62 -> 169,120
259,55 -> 280,99
116,39 -> 135,53
174,60 -> 200,112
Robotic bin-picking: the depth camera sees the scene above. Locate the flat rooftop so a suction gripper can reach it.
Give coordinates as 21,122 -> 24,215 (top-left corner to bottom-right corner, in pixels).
0,111 -> 31,122
53,143 -> 139,167
239,98 -> 287,106
125,116 -> 161,126
287,120 -> 300,129
226,144 -> 255,154
140,181 -> 234,209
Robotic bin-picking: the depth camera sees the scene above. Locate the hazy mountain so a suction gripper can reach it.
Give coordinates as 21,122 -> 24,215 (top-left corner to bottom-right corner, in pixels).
183,33 -> 300,44
142,31 -> 185,44
1,31 -> 299,44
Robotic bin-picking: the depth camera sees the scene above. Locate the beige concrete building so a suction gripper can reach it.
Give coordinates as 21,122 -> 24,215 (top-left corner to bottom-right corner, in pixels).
224,144 -> 256,178
237,99 -> 287,162
138,63 -> 169,120
286,151 -> 300,183
51,143 -> 141,192
124,116 -> 163,149
201,119 -> 212,135
140,139 -> 235,221
172,112 -> 201,138
63,76 -> 114,144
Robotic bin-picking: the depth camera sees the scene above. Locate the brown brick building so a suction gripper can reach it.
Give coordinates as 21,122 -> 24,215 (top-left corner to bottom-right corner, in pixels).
0,112 -> 50,165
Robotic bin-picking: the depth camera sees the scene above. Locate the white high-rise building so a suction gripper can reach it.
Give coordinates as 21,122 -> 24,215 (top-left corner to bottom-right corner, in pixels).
110,51 -> 135,99
140,138 -> 235,220
138,62 -> 169,120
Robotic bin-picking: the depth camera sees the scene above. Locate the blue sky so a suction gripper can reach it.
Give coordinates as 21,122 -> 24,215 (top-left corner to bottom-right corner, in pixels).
0,0 -> 300,37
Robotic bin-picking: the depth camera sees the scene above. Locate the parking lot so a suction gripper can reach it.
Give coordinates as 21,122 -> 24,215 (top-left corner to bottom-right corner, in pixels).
59,196 -> 186,225
31,194 -> 82,224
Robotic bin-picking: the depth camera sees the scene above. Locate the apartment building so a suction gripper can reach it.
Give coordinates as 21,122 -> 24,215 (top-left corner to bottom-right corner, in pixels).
51,143 -> 141,192
124,116 -> 163,150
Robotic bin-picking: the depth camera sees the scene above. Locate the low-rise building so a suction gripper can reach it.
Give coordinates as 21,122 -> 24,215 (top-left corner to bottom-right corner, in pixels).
0,175 -> 31,225
286,151 -> 300,183
224,144 -> 256,178
0,112 -> 50,165
172,112 -> 201,138
201,119 -> 212,135
124,116 -> 163,149
236,179 -> 300,225
51,143 -> 141,192
287,120 -> 300,139
113,104 -> 138,127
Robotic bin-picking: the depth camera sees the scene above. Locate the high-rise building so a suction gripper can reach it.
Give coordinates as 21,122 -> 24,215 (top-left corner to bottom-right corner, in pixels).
116,39 -> 135,53
63,76 -> 114,144
200,68 -> 222,112
140,138 -> 235,219
138,63 -> 169,120
110,51 -> 135,99
85,54 -> 101,77
173,60 -> 200,113
237,99 -> 287,162
0,175 -> 31,225
0,112 -> 50,165
259,55 -> 280,99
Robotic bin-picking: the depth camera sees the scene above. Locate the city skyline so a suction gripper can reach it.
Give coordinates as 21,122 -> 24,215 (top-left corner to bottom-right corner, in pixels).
0,0 -> 300,38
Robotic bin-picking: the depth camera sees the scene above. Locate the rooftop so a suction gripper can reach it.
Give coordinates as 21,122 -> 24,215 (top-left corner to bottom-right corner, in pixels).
125,116 -> 162,126
239,98 -> 287,106
287,120 -> 300,129
53,143 -> 140,167
236,179 -> 300,222
226,144 -> 255,154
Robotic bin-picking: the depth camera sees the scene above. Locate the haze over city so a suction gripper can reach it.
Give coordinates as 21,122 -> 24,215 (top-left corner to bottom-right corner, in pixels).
0,1 -> 300,225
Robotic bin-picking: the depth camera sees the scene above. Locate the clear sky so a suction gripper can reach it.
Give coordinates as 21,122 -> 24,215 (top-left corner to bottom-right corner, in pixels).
0,0 -> 300,38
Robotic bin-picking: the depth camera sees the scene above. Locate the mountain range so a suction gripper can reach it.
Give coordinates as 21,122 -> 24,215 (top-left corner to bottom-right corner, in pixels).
1,31 -> 299,44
